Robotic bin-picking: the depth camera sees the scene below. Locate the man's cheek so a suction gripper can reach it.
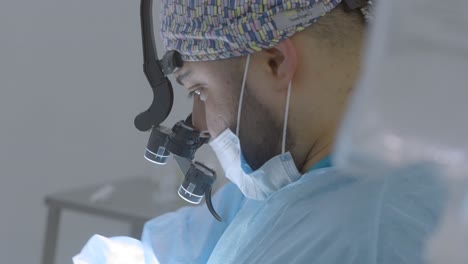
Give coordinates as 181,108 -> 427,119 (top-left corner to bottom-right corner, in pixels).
205,104 -> 232,138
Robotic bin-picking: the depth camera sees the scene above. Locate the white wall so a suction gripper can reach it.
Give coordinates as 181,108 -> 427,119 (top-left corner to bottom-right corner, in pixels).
0,1 -> 224,263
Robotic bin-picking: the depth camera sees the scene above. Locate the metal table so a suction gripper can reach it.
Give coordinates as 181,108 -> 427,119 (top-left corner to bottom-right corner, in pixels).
41,177 -> 189,264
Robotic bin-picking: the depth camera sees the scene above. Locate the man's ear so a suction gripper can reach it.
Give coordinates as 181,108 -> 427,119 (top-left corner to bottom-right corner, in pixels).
264,38 -> 297,88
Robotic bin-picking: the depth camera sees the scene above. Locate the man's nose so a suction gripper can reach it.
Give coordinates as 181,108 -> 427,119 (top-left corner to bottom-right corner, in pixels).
192,96 -> 208,131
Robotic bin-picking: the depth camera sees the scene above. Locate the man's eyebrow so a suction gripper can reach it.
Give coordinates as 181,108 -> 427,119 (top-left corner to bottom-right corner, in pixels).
175,70 -> 192,86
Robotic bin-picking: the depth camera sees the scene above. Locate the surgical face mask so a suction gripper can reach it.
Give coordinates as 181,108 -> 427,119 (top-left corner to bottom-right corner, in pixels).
210,129 -> 301,200
209,54 -> 301,200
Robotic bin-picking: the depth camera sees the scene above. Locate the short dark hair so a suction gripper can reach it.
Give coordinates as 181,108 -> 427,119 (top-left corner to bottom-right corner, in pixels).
304,4 -> 365,47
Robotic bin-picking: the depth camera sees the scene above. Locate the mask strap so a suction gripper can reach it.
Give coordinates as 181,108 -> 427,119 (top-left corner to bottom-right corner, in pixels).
235,54 -> 251,136
281,81 -> 292,154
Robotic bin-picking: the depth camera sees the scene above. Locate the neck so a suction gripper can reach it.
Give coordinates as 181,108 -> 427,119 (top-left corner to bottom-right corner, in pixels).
300,135 -> 333,174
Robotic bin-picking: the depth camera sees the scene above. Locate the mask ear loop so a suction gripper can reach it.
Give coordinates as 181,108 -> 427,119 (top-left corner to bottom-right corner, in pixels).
236,54 -> 251,136
281,81 -> 293,154
236,54 -> 291,155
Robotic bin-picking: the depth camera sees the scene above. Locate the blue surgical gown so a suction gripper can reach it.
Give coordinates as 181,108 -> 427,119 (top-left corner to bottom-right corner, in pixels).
142,162 -> 447,264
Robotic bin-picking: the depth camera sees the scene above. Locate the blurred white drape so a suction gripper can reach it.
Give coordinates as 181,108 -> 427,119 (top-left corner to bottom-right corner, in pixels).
334,0 -> 468,263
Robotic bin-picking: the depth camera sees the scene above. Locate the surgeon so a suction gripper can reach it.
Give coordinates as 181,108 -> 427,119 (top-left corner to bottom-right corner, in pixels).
75,0 -> 447,263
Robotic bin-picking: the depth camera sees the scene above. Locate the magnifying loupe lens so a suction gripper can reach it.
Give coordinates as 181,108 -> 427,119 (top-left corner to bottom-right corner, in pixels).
178,183 -> 204,204
145,127 -> 171,164
145,146 -> 170,165
177,162 -> 215,204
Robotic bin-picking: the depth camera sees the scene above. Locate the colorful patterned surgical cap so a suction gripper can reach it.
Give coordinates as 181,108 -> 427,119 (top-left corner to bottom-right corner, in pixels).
160,0 -> 342,61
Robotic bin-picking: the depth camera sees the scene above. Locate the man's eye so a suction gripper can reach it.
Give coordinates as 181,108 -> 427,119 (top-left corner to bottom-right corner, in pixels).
188,87 -> 208,101
188,90 -> 195,98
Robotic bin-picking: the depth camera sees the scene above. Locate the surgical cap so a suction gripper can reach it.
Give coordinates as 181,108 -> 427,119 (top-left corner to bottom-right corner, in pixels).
160,0 -> 342,61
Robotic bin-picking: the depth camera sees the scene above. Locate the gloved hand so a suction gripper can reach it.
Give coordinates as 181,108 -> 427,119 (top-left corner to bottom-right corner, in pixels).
73,235 -> 159,264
